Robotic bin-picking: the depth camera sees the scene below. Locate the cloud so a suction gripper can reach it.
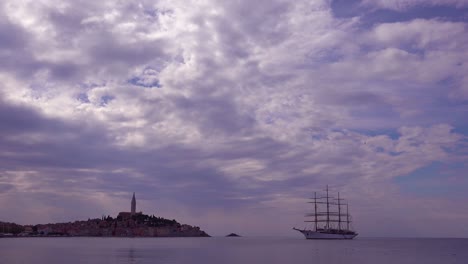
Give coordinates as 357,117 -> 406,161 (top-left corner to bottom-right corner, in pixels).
0,0 -> 466,237
360,0 -> 468,11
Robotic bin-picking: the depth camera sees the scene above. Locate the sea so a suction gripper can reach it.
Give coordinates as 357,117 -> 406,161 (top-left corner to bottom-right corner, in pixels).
1,237 -> 467,264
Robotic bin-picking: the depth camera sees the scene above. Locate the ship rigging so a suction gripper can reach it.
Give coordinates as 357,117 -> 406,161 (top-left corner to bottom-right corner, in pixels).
293,185 -> 357,239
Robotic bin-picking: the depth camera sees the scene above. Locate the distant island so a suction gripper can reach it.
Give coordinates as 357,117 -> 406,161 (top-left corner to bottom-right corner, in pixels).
0,193 -> 209,238
226,233 -> 241,237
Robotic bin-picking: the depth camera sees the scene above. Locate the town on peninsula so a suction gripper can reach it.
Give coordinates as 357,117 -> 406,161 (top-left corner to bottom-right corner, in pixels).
0,193 -> 210,237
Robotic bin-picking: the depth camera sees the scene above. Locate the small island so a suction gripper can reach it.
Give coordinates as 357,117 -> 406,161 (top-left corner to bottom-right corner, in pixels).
226,233 -> 241,237
0,193 -> 209,238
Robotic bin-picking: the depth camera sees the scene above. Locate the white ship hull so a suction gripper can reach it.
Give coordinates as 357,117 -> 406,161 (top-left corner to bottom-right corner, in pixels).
294,229 -> 357,240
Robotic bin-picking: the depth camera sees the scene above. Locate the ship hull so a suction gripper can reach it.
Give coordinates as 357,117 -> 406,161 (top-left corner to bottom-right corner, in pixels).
295,229 -> 357,240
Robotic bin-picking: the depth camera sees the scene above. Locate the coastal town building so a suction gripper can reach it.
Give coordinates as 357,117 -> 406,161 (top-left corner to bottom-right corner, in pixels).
2,191 -> 209,237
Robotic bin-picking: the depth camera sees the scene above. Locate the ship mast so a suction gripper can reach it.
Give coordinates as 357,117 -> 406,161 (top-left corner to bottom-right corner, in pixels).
314,192 -> 317,231
326,185 -> 330,230
304,186 -> 352,232
338,192 -> 341,231
346,204 -> 350,231
295,186 -> 358,239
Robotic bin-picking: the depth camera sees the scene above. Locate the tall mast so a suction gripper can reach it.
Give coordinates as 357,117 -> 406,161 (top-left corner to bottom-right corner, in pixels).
346,204 -> 350,231
338,192 -> 341,231
326,185 -> 329,230
314,192 -> 318,231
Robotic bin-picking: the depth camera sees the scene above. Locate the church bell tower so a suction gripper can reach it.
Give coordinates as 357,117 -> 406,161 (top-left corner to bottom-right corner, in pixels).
131,192 -> 136,215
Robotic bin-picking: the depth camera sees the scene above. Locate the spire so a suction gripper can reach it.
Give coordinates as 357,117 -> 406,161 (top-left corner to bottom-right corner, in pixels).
131,192 -> 136,215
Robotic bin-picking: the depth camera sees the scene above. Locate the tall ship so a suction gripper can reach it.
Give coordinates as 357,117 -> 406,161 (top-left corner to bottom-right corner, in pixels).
293,186 -> 358,239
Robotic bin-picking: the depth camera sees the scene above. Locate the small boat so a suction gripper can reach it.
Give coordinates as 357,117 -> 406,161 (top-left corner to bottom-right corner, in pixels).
293,185 -> 358,240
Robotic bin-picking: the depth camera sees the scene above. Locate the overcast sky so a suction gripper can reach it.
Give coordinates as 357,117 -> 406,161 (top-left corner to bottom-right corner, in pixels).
0,0 -> 467,237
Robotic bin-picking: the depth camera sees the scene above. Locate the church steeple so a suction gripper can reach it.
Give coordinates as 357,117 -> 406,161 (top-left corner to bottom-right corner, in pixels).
131,192 -> 136,215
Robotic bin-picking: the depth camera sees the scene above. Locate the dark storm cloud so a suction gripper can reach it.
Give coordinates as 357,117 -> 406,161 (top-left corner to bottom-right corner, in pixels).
0,90 -> 329,211
318,90 -> 389,107
46,8 -> 86,41
0,2 -> 171,83
221,0 -> 292,47
172,94 -> 256,135
47,62 -> 82,80
0,18 -> 27,50
0,91 -> 136,171
0,98 -> 109,169
88,37 -> 169,67
0,9 -> 79,80
0,96 -> 70,136
0,184 -> 14,194
0,16 -> 41,78
0,93 -> 282,211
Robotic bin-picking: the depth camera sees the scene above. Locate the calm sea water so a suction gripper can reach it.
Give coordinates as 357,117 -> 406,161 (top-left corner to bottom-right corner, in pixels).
1,237 -> 467,264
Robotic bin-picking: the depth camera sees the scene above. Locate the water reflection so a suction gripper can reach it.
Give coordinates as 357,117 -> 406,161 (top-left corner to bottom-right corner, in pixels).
127,248 -> 136,264
117,245 -> 172,264
1,237 -> 467,264
117,247 -> 140,264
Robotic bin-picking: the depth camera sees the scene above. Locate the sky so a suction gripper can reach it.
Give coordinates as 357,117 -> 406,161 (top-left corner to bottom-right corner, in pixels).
0,0 -> 467,238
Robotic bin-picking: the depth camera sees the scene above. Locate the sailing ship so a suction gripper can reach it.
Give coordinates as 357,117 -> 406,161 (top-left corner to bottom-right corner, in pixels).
293,185 -> 358,239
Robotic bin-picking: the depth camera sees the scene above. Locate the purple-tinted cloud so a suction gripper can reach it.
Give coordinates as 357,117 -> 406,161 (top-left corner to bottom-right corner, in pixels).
361,0 -> 468,11
0,0 -> 466,237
